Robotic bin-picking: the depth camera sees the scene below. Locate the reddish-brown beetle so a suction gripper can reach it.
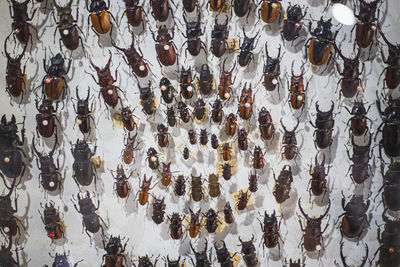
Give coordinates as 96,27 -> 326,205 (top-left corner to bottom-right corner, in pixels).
4,35 -> 27,99
236,190 -> 250,211
208,173 -> 221,198
273,165 -> 293,204
288,61 -> 308,110
225,113 -> 237,137
258,107 -> 275,141
218,58 -> 236,101
251,146 -> 265,169
248,171 -> 258,193
258,210 -> 281,250
223,202 -> 234,224
168,212 -> 184,240
308,153 -> 330,198
280,118 -> 299,160
210,98 -> 224,124
237,128 -> 248,151
152,25 -> 177,67
238,83 -> 253,120
111,164 -> 132,199
122,132 -> 138,165
35,99 -> 58,138
121,106 -> 136,132
160,162 -> 172,187
188,129 -> 197,145
122,0 -> 145,31
188,208 -> 201,238
136,175 -> 157,206
259,0 -> 281,24
156,124 -> 169,147
222,142 -> 231,161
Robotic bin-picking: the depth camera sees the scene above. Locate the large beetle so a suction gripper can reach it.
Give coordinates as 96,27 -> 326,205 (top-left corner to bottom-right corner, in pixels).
238,235 -> 258,267
102,235 -> 127,267
238,28 -> 260,67
86,0 -> 115,36
0,236 -> 19,266
378,161 -> 400,211
152,25 -> 177,67
310,101 -> 335,150
232,0 -> 252,18
182,11 -> 206,57
9,0 -> 37,44
70,139 -> 97,186
337,193 -> 369,239
73,87 -> 93,135
121,0 -> 145,31
259,0 -> 281,24
150,0 -> 173,22
354,0 -> 380,49
189,240 -> 212,267
287,61 -> 308,110
273,165 -> 293,204
35,99 -> 58,138
378,27 -> 400,90
336,240 -> 368,267
281,3 -> 307,42
280,118 -> 299,160
211,15 -> 229,58
344,100 -> 371,137
214,240 -> 236,267
262,42 -> 282,92
4,35 -> 27,99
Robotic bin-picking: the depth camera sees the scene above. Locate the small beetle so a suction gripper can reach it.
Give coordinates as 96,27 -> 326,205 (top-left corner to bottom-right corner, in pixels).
354,0 -> 380,49
200,129 -> 208,146
214,240 -> 236,267
204,208 -> 219,233
210,98 -> 224,124
152,197 -> 166,224
335,46 -> 363,98
222,162 -> 232,181
150,0 -> 173,22
39,201 -> 64,240
177,101 -> 191,123
258,107 -> 275,141
248,171 -> 258,193
86,0 -> 115,36
181,11 -> 207,57
146,147 -> 159,170
156,123 -> 170,148
211,134 -> 219,149
236,190 -> 250,211
70,139 -> 97,187
138,81 -> 156,116
137,175 -> 156,206
218,58 -> 236,101
199,64 -> 213,95
251,146 -> 264,169
346,134 -> 372,184
188,208 -> 201,238
238,83 -> 253,120
344,100 -> 371,137
168,212 -> 184,240
222,142 -> 232,161
121,106 -> 136,132
174,175 -> 187,197
308,153 -> 330,198
281,4 -> 307,42
180,67 -> 196,100
160,162 -> 172,187
378,27 -> 400,90
159,77 -> 175,104
189,240 -> 212,267
4,35 -> 27,99
237,128 -> 248,151
110,164 -> 132,199
166,106 -> 177,127
121,0 -> 145,31
122,132 -> 138,165
183,146 -> 190,160
223,202 -> 234,224
188,129 -> 197,145
73,87 -> 93,135
9,0 -> 37,44
208,173 -> 221,198
193,99 -> 206,121
225,113 -> 237,137
273,165 -> 293,204
102,235 -> 127,267
190,174 -> 204,202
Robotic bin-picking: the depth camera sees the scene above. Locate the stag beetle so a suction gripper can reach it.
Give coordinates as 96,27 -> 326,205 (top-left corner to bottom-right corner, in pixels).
218,58 -> 236,101
262,42 -> 282,93
4,35 -> 27,99
280,118 -> 299,160
335,46 -> 364,98
336,240 -> 368,267
35,99 -> 58,138
164,255 -> 182,267
204,208 -> 219,233
168,212 -> 184,239
354,0 -> 380,49
152,197 -> 165,224
40,53 -> 71,102
236,190 -> 250,211
137,175 -> 156,206
189,240 -> 212,267
122,132 -> 138,165
281,4 -> 307,42
211,15 -> 229,58
378,27 -> 400,90
238,83 -> 253,120
308,153 -> 330,198
73,87 -> 93,135
188,208 -> 201,238
110,164 -> 132,199
208,173 -> 220,197
165,106 -> 177,127
0,237 -> 19,266
72,191 -> 105,237
376,93 -> 400,159
70,139 -> 97,186
346,134 -> 372,184
194,99 -> 206,121
0,114 -> 26,180
284,258 -> 305,267
138,82 -> 156,116
214,240 -> 236,267
156,123 -> 170,147
223,202 -> 234,224
153,25 -> 177,67
44,251 -> 82,267
86,0 -> 115,36
190,175 -> 204,202
337,193 -> 369,239
237,128 -> 248,151
273,165 -> 293,204
0,177 -> 22,240
258,107 -> 275,141
233,0 -> 252,18
32,136 -> 61,192
182,11 -> 206,57
298,198 -> 331,252
238,28 -> 260,67
102,235 -> 127,267
121,0 -> 145,31
39,201 -> 64,240
305,17 -> 337,67
288,61 -> 308,110
258,210 -> 281,250
239,235 -> 258,267
179,67 -> 196,100
345,100 -> 371,137
259,0 -> 281,24
310,101 -> 335,150
53,0 -> 85,53
174,175 -> 187,197
210,98 -> 224,124
150,0 -> 173,22
378,161 -> 400,211
199,64 -> 213,95
9,0 -> 37,44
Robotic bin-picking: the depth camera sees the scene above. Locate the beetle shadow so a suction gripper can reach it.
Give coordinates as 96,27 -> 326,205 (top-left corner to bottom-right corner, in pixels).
266,246 -> 282,262
242,209 -> 256,226
262,19 -> 282,37
280,188 -> 298,221
283,28 -> 308,54
309,60 -> 335,76
307,0 -> 324,7
241,52 -> 261,80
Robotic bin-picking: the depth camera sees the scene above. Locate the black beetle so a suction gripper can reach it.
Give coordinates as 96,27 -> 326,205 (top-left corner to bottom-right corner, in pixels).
211,15 -> 229,58
181,11 -> 206,57
335,46 -> 363,98
159,77 -> 175,104
222,162 -> 232,180
262,42 -> 282,92
337,193 -> 369,239
378,27 -> 400,90
138,82 -> 156,116
310,101 -> 335,150
211,134 -> 219,149
281,3 -> 307,42
354,0 -> 380,49
165,106 -> 177,127
44,251 -> 83,267
232,0 -> 252,18
346,134 -> 372,184
214,240 -> 236,267
9,0 -> 37,44
273,165 -> 293,204
70,139 -> 97,187
238,28 -> 260,67
189,240 -> 212,267
182,0 -> 198,12
203,208 -> 219,234
378,161 -> 400,211
0,177 -> 22,241
0,236 -> 19,266
308,153 -> 330,198
177,101 -> 191,123
210,98 -> 224,124
152,197 -> 165,224
164,255 -> 182,267
344,100 -> 371,137
194,99 -> 206,121
135,255 -> 157,267
238,235 -> 258,267
156,124 -> 170,148
258,210 -> 281,251
280,118 -> 299,160
200,129 -> 208,146
73,87 -> 93,135
179,66 -> 196,100
199,64 -> 213,95
102,235 -> 127,266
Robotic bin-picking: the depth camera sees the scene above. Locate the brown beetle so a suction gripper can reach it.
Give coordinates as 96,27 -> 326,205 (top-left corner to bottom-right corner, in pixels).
259,0 -> 281,24
208,173 -> 221,198
238,83 -> 253,120
168,212 -> 184,240
288,61 -> 308,110
152,25 -> 177,67
251,146 -> 264,169
190,174 -> 204,202
160,162 -> 172,187
218,58 -> 236,101
281,118 -> 299,160
222,162 -> 232,181
354,0 -> 380,49
137,175 -> 157,206
298,198 -> 331,252
35,99 -> 58,138
258,210 -> 281,250
222,142 -> 231,161
258,107 -> 275,141
87,0 -> 114,35
188,208 -> 201,238
309,153 -> 329,198
210,0 -> 224,11
188,129 -> 197,145
146,147 -> 159,170
122,0 -> 145,30
111,164 -> 132,199
152,196 -> 166,225
39,201 -> 64,240
156,124 -> 169,148
248,171 -> 258,193
174,175 -> 188,197
200,129 -> 208,146
225,113 -> 237,137
378,27 -> 400,90
273,165 -> 293,204
121,106 -> 136,132
211,134 -> 219,149
122,132 -> 138,165
236,190 -> 250,211
223,202 -> 234,224
237,128 -> 248,151
4,35 -> 27,99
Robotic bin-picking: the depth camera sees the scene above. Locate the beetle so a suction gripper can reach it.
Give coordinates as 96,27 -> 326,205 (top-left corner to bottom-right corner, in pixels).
200,129 -> 208,146
337,193 -> 369,239
39,201 -> 64,240
287,61 -> 308,110
222,162 -> 232,181
232,0 -> 252,18
160,162 -> 172,186
210,98 -> 224,125
238,235 -> 258,267
214,240 -> 236,267
70,139 -> 97,186
121,106 -> 136,132
204,208 -> 219,233
112,34 -> 151,78
376,93 -> 400,159
190,175 -> 204,202
168,212 -> 184,240
236,190 -> 250,211
238,83 -> 253,120
35,99 -> 58,138
137,175 -> 156,206
335,46 -> 363,98
155,123 -> 169,148
9,0 -> 36,44
183,146 -> 190,160
152,197 -> 166,224
346,134 -> 372,184
4,35 -> 27,99
237,128 -> 248,151
188,129 -> 197,145
258,107 -> 275,141
0,236 -> 19,266
0,114 -> 26,180
182,0 -> 198,12
259,0 -> 281,24
166,106 -> 177,127
72,191 -> 105,238
208,173 -> 221,198
44,251 -> 83,267
222,142 -> 232,161
223,202 -> 234,224
251,146 -> 264,169
305,17 -> 337,67
110,164 -> 132,199
121,0 -> 145,31
188,208 -> 201,238
164,256 -> 182,267
273,165 -> 293,204
102,235 -> 127,267
198,64 -> 213,95
225,113 -> 237,137
258,210 -> 280,250
336,240 -> 368,267
248,171 -> 258,193
284,258 -> 305,267
298,198 -> 331,252
177,101 -> 191,123
218,58 -> 236,101
32,136 -> 61,192
378,161 -> 400,211
179,67 -> 196,100
181,11 -> 207,57
138,82 -> 156,116
281,3 -> 307,42
174,175 -> 187,197
354,0 -> 380,49
262,42 -> 282,93
310,101 -> 335,150
0,177 -> 21,240
86,0 -> 115,36
152,25 -> 177,67
73,87 -> 93,135
238,28 -> 260,67
194,99 -> 206,121
344,100 -> 371,137
209,0 -> 224,11
189,240 -> 212,267
146,147 -> 159,170
53,0 -> 85,53
122,132 -> 138,165
211,15 -> 229,58
40,52 -> 71,102
308,153 -> 330,198
159,77 -> 175,104
211,134 -> 219,149
135,255 -> 157,267
150,0 -> 173,22
378,27 -> 400,90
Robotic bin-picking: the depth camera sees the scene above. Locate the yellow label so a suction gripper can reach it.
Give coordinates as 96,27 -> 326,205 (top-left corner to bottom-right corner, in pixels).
230,189 -> 254,214
194,108 -> 208,124
230,252 -> 241,267
111,111 -> 124,129
22,74 -> 27,90
90,156 -> 102,168
216,214 -> 226,233
225,38 -> 239,54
